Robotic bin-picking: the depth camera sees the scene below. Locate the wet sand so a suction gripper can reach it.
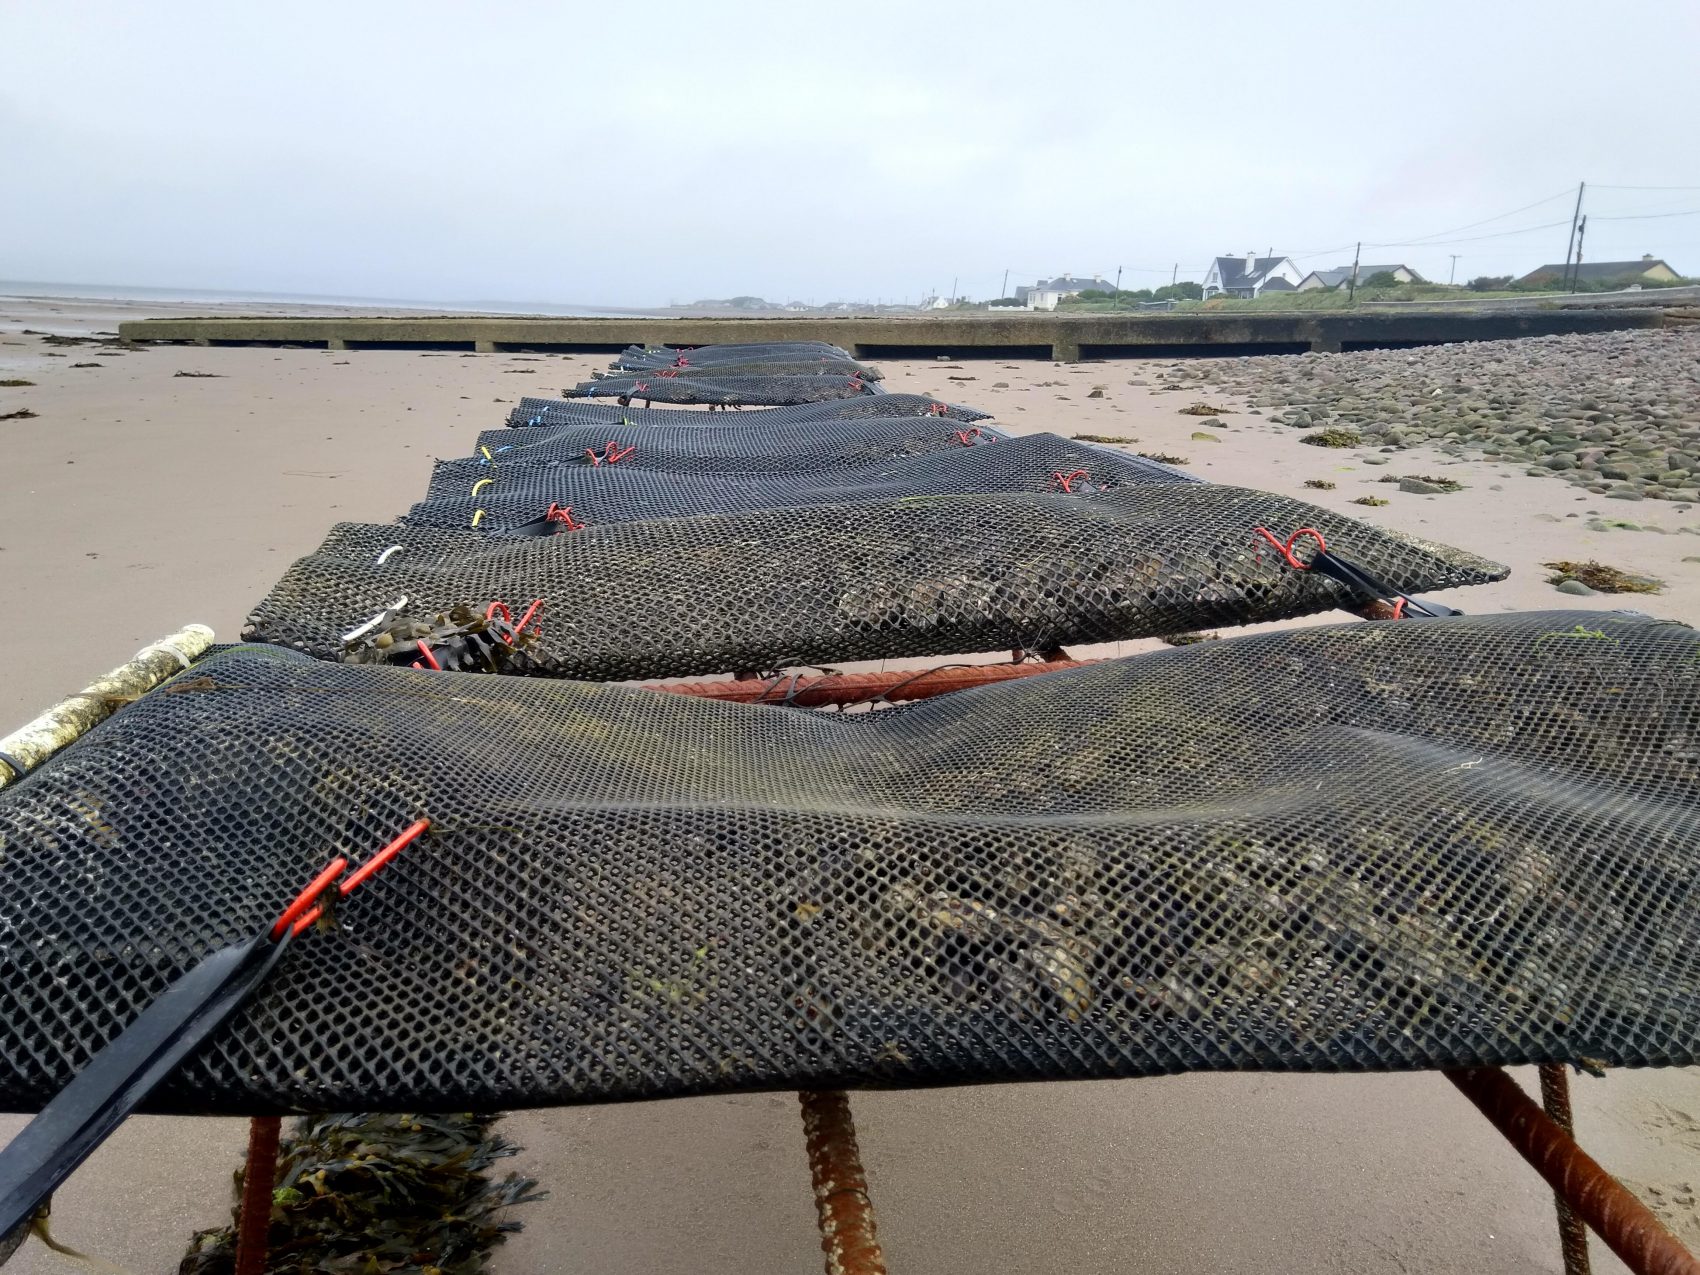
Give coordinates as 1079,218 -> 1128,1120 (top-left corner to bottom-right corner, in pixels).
2,294 -> 1696,1274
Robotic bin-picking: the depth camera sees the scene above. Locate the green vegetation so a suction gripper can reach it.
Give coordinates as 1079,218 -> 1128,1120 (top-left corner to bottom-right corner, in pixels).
1072,433 -> 1131,443
1351,496 -> 1390,507
1544,561 -> 1665,594
1058,281 -> 1203,310
1300,427 -> 1363,448
1303,479 -> 1336,490
0,378 -> 34,387
1362,271 -> 1400,288
1142,452 -> 1190,466
1178,402 -> 1230,416
1381,474 -> 1466,493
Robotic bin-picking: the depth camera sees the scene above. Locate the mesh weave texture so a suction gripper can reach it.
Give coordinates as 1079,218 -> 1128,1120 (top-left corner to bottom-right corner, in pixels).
245,486 -> 1506,679
438,418 -> 1008,490
406,434 -> 1192,532
1,610 -> 1695,1114
614,342 -> 854,370
566,374 -> 877,405
505,394 -> 989,429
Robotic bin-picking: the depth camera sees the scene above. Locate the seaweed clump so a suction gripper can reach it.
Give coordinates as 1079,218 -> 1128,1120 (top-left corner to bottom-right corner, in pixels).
1141,452 -> 1191,466
1352,496 -> 1390,507
1381,474 -> 1466,493
1160,631 -> 1221,646
1303,479 -> 1336,490
180,1113 -> 542,1275
1179,402 -> 1231,416
1544,560 -> 1665,595
1299,428 -> 1363,448
1071,433 -> 1130,444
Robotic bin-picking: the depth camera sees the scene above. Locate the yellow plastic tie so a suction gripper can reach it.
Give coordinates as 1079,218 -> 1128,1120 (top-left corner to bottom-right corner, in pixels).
470,477 -> 493,497
471,509 -> 486,528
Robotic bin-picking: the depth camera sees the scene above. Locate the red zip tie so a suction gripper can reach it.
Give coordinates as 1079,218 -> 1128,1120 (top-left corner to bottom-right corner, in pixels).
631,381 -> 649,394
283,819 -> 433,938
544,502 -> 585,530
928,403 -> 949,416
270,858 -> 348,941
673,355 -> 690,367
1252,525 -> 1327,571
335,818 -> 431,899
953,427 -> 985,446
584,443 -> 636,467
514,599 -> 543,634
657,368 -> 680,378
1050,469 -> 1089,493
411,640 -> 441,671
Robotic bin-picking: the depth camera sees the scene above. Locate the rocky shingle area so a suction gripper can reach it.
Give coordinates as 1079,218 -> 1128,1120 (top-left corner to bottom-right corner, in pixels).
1160,328 -> 1700,502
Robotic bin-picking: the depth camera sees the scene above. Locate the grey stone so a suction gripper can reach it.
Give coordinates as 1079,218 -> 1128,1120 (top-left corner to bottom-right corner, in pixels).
1362,456 -> 1391,465
1399,477 -> 1448,495
1607,487 -> 1646,501
1555,580 -> 1597,596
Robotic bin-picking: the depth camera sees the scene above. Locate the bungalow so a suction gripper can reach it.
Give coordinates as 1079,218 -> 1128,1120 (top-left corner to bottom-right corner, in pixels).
1202,254 -> 1305,299
1014,275 -> 1115,305
1296,263 -> 1425,290
1514,255 -> 1681,287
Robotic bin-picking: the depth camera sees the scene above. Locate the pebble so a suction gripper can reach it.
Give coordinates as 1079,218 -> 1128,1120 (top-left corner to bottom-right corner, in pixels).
1556,580 -> 1597,596
1158,328 -> 1700,501
1399,477 -> 1448,495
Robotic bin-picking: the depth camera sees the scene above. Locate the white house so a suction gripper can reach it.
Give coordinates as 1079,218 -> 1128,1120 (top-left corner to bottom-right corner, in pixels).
1014,275 -> 1113,305
1202,253 -> 1305,298
1296,263 -> 1425,291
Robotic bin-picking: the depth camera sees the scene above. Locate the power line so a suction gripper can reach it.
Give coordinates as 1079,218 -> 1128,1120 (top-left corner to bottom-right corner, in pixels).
1590,207 -> 1700,221
1364,218 -> 1572,248
1386,186 -> 1578,245
1589,184 -> 1700,191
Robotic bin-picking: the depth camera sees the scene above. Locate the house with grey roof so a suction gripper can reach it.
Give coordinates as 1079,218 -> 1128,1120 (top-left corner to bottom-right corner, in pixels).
1201,254 -> 1304,299
1295,263 -> 1425,291
1013,275 -> 1115,306
1514,255 -> 1681,287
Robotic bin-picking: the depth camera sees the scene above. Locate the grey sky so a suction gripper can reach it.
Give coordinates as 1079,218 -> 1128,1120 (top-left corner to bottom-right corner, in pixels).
3,0 -> 1697,306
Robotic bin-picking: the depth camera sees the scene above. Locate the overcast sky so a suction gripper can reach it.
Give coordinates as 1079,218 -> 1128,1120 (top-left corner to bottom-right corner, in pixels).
3,0 -> 1697,306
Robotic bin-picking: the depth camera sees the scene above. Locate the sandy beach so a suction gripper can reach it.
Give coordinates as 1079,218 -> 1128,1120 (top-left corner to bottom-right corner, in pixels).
2,292 -> 1698,1274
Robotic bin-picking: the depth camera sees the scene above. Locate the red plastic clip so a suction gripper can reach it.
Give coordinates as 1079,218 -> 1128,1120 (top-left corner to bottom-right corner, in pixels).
847,375 -> 863,390
673,354 -> 690,368
953,427 -> 986,446
544,501 -> 585,530
631,381 -> 649,394
928,402 -> 949,416
1252,525 -> 1328,570
484,599 -> 544,636
270,818 -> 432,941
657,368 -> 680,379
584,442 -> 635,467
1049,469 -> 1090,494
411,640 -> 442,671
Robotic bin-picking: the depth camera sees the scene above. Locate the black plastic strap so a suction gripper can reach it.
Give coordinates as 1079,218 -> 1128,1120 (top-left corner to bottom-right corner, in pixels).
0,931 -> 291,1243
0,752 -> 26,783
1310,550 -> 1460,618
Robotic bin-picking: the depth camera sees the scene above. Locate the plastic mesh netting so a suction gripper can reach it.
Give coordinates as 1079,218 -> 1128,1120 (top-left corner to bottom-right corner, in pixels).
567,374 -> 877,405
1,610 -> 1695,1115
438,418 -> 1007,489
245,485 -> 1506,679
406,434 -> 1193,532
614,342 -> 854,371
506,394 -> 988,429
401,438 -> 1196,530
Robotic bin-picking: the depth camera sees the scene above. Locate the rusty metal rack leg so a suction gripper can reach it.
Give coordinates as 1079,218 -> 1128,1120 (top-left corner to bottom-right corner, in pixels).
799,1090 -> 887,1275
234,1116 -> 280,1275
1540,1063 -> 1594,1275
1447,1068 -> 1700,1275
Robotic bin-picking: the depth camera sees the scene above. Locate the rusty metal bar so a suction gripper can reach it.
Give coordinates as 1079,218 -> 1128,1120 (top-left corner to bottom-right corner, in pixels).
1446,1068 -> 1700,1275
233,1115 -> 281,1275
650,659 -> 1091,707
799,1090 -> 887,1275
1540,1063 -> 1594,1275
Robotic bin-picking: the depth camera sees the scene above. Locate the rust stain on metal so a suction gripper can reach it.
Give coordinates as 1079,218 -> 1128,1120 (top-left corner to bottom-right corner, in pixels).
652,659 -> 1091,707
799,1089 -> 887,1275
234,1115 -> 281,1275
1540,1063 -> 1594,1275
1447,1068 -> 1700,1275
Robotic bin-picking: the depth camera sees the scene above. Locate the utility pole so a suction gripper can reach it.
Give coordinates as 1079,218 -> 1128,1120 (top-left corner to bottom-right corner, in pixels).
1347,241 -> 1362,303
1000,268 -> 1009,300
1449,254 -> 1460,285
1114,265 -> 1122,292
950,276 -> 958,305
1568,216 -> 1587,291
1171,263 -> 1179,287
1562,181 -> 1585,287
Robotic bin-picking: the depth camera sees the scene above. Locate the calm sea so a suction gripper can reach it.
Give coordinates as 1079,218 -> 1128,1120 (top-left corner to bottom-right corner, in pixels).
0,280 -> 653,317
